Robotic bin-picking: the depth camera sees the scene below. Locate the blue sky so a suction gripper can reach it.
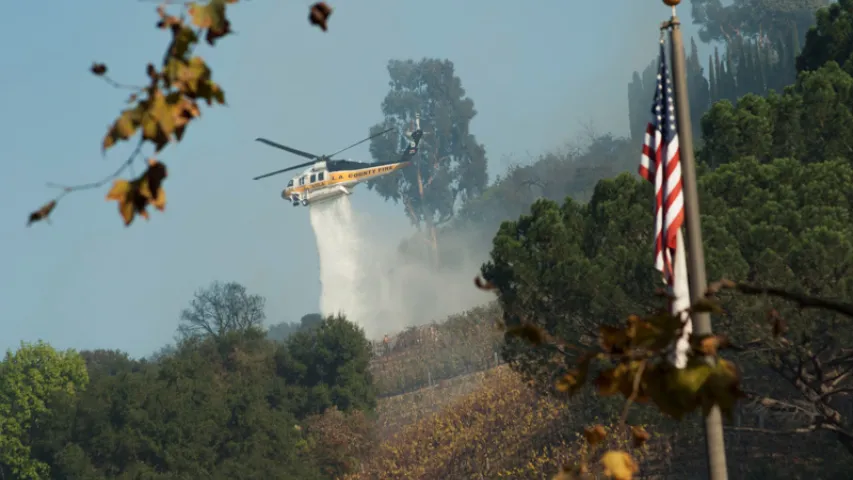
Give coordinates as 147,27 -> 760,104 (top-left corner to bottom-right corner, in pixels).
0,1 -> 703,358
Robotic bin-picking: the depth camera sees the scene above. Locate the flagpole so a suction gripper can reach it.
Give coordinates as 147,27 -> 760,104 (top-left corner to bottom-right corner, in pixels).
661,1 -> 730,479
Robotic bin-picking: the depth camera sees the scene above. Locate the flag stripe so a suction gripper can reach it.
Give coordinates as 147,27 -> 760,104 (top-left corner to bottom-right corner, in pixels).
638,39 -> 691,368
638,40 -> 685,284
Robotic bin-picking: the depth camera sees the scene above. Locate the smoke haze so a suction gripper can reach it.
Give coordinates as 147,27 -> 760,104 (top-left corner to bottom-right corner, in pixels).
310,195 -> 494,339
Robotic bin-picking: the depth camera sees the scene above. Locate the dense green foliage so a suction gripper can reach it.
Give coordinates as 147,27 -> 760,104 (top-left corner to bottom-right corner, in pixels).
480,1 -> 853,472
267,313 -> 324,342
0,342 -> 89,479
0,288 -> 376,479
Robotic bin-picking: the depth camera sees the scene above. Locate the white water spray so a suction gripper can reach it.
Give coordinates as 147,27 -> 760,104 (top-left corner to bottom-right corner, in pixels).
309,196 -> 367,326
308,195 -> 494,340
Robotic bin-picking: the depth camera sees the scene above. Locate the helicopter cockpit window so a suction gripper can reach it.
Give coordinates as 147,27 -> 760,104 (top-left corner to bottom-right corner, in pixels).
287,179 -> 294,187
310,174 -> 316,183
299,176 -> 306,186
318,172 -> 325,181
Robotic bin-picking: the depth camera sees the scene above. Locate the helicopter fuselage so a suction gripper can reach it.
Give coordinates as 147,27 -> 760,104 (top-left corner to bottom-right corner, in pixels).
282,159 -> 411,207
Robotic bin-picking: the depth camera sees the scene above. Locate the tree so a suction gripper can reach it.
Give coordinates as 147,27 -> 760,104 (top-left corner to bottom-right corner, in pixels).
699,61 -> 853,168
37,332 -> 325,479
689,0 -> 828,44
481,175 -> 659,391
0,341 -> 89,479
481,143 -> 853,463
267,313 -> 324,342
177,281 -> 266,341
366,58 -> 489,264
797,0 -> 853,73
279,314 -> 377,418
627,39 -> 710,144
627,59 -> 657,144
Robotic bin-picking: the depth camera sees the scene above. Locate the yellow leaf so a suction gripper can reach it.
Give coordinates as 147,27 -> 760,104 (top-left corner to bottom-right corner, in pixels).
583,424 -> 607,447
104,161 -> 168,227
106,179 -> 138,226
595,361 -> 648,401
630,312 -> 683,351
645,359 -> 713,420
698,358 -> 745,421
600,451 -> 638,480
695,334 -> 728,356
103,106 -> 142,152
630,425 -> 650,448
188,0 -> 232,45
599,324 -> 631,354
556,353 -> 592,395
690,298 -> 725,315
165,24 -> 199,60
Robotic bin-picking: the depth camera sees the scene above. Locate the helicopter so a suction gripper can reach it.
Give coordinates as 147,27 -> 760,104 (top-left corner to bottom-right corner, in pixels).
252,114 -> 425,207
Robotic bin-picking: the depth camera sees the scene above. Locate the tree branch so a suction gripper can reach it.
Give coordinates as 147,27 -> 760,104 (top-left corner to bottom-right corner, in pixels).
728,425 -> 817,435
708,279 -> 853,318
28,138 -> 146,226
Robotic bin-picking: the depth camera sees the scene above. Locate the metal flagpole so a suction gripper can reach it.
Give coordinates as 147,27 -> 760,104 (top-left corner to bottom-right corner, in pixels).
661,1 -> 729,479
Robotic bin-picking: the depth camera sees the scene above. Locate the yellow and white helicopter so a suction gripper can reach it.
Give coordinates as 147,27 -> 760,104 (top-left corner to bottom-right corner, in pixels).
252,115 -> 424,207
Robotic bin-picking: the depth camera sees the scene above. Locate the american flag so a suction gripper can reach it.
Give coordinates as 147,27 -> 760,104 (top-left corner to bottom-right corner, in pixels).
638,39 -> 691,368
638,40 -> 684,286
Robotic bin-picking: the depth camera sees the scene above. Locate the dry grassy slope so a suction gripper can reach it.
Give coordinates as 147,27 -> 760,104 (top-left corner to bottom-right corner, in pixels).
353,366 -> 644,479
376,365 -> 505,439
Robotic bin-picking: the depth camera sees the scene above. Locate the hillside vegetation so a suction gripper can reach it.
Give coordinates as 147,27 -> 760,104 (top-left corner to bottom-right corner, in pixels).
11,1 -> 853,478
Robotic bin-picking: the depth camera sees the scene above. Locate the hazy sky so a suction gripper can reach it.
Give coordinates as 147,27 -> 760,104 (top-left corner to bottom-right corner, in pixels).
0,1 -> 703,358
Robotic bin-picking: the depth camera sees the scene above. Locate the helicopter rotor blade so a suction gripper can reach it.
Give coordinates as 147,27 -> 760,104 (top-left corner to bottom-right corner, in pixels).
255,138 -> 319,160
252,161 -> 316,180
326,127 -> 395,159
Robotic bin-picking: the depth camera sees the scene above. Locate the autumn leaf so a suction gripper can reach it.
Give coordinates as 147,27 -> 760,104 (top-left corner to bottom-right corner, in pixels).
139,158 -> 168,212
168,94 -> 201,141
165,23 -> 199,61
139,89 -> 175,151
156,4 -> 182,30
106,179 -> 139,226
599,325 -> 630,354
583,424 -> 607,447
628,312 -> 682,351
90,63 -> 107,76
690,298 -> 725,315
105,160 -> 168,226
506,324 -> 546,345
698,358 -> 745,421
474,276 -> 495,291
188,0 -> 233,45
595,361 -> 647,401
600,450 -> 639,480
695,334 -> 728,356
309,2 -> 333,31
644,358 -> 722,420
103,105 -> 144,152
27,200 -> 57,226
556,352 -> 593,395
630,425 -> 650,448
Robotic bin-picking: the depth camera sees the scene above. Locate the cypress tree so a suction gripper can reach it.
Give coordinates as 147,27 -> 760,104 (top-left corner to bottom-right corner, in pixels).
709,54 -> 717,102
